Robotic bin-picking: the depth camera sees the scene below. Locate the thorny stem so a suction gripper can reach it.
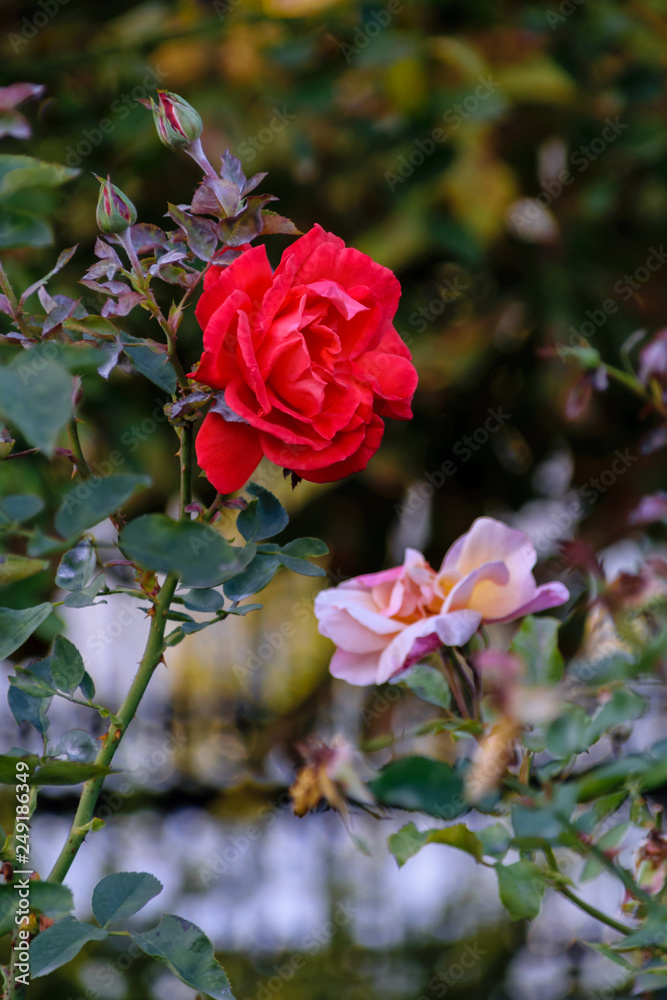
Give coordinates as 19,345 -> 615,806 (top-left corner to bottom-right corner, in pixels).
47,573 -> 179,884
47,268 -> 195,888
179,423 -> 194,519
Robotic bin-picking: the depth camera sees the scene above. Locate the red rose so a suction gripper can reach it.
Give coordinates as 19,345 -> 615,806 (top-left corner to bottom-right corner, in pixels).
191,225 -> 418,493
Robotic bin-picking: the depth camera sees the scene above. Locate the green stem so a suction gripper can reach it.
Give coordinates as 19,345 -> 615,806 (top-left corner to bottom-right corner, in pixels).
47,573 -> 178,885
543,846 -> 632,936
179,424 -> 194,519
440,649 -> 470,719
604,363 -> 660,408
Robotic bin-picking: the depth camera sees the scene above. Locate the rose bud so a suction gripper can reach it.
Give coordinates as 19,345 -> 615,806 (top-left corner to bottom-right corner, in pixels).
0,423 -> 14,459
95,175 -> 137,234
151,90 -> 203,150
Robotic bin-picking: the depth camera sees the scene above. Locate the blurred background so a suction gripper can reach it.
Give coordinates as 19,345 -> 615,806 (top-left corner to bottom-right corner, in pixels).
1,0 -> 667,996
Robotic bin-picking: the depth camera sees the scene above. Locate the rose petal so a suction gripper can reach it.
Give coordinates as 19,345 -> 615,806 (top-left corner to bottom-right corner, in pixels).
195,412 -> 263,494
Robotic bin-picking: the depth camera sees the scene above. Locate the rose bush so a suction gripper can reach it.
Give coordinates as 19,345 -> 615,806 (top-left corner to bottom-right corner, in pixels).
191,224 -> 418,493
314,516 -> 569,685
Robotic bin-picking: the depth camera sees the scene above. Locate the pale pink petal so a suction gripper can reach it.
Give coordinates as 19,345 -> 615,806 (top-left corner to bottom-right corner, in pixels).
442,517 -> 536,577
377,620 -> 443,684
442,561 -> 509,612
354,547 -> 426,587
487,581 -> 569,624
315,605 -> 391,653
314,588 -> 403,637
329,648 -> 383,686
433,610 -> 482,647
376,610 -> 481,684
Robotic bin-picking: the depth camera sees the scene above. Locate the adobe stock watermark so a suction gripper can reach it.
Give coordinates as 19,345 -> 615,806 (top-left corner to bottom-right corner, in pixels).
511,117 -> 628,236
8,0 -> 69,53
532,448 -> 638,554
385,76 -> 501,191
406,276 -> 471,333
394,406 -> 511,523
237,108 -> 296,163
417,942 -> 487,999
242,901 -> 359,1000
64,65 -> 170,168
213,0 -> 242,18
339,0 -> 414,63
545,0 -> 585,30
563,245 -> 667,353
231,565 -> 347,690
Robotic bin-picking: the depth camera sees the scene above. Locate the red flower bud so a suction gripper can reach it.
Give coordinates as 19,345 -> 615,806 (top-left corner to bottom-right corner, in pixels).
95,175 -> 136,234
151,91 -> 203,150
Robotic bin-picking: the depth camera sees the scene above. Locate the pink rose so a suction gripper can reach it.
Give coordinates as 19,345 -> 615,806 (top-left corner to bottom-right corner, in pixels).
314,516 -> 569,686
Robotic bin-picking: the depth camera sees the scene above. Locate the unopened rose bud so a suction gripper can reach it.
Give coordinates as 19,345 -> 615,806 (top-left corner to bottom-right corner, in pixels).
0,423 -> 14,459
95,175 -> 137,234
151,90 -> 203,150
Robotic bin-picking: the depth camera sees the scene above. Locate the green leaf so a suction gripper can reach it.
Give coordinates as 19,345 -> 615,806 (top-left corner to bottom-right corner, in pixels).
0,206 -> 51,249
0,494 -> 44,526
510,615 -> 564,686
0,603 -> 52,660
49,729 -> 97,764
388,821 -> 483,867
273,538 -> 328,576
30,918 -> 108,978
0,882 -> 73,937
573,754 -> 654,802
237,483 -> 288,542
394,663 -> 451,709
0,554 -> 48,585
63,578 -> 106,608
218,194 -> 276,247
55,540 -> 97,591
121,333 -> 178,394
0,753 -> 39,783
0,354 -> 73,456
131,915 -> 235,999
8,658 -> 53,735
29,760 -> 116,786
546,703 -> 592,758
259,538 -> 329,577
120,514 -> 242,588
0,154 -> 78,199
369,756 -> 467,820
182,588 -> 225,612
223,553 -> 279,602
92,872 -> 163,927
477,822 -> 511,859
583,942 -> 636,972
496,861 -> 547,920
580,823 -> 630,882
586,689 -> 647,745
167,204 -> 217,261
50,634 -> 85,694
607,912 -> 667,951
10,666 -> 57,699
79,670 -> 96,702
55,474 -> 150,539
28,882 -> 74,918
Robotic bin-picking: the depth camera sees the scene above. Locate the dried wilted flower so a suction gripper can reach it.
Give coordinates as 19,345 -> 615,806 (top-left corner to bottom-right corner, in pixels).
464,717 -> 520,803
290,736 -> 374,817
